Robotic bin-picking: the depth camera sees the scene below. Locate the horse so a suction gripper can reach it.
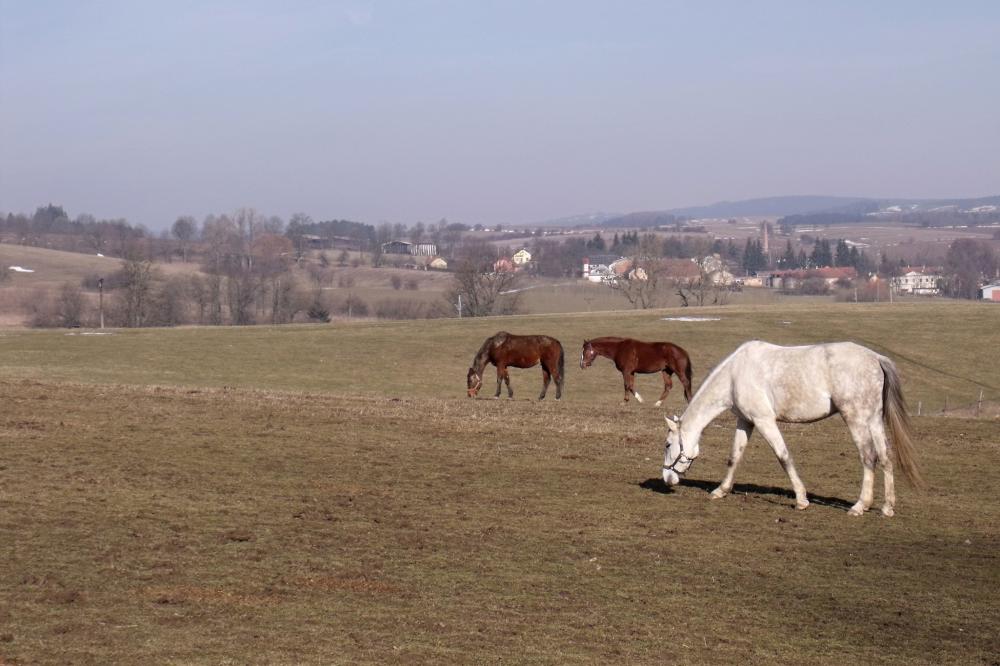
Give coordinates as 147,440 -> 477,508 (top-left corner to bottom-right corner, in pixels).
467,332 -> 565,400
580,337 -> 693,406
660,340 -> 922,517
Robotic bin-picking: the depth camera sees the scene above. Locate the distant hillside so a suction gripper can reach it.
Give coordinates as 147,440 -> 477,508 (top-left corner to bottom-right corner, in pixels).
531,194 -> 1000,229
664,195 -> 873,219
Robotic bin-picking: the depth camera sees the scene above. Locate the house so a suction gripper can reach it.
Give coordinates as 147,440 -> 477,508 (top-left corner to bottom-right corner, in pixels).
891,268 -> 941,295
980,283 -> 1000,302
582,255 -> 619,282
511,249 -> 532,265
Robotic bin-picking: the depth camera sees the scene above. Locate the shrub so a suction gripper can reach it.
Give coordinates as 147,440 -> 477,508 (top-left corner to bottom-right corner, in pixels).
390,275 -> 403,290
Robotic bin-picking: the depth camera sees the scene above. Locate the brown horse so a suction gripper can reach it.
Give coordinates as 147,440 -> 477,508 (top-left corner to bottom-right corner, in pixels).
467,332 -> 564,400
580,337 -> 693,406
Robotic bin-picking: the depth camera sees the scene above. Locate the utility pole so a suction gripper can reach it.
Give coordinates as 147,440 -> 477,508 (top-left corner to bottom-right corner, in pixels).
98,277 -> 105,329
457,294 -> 463,318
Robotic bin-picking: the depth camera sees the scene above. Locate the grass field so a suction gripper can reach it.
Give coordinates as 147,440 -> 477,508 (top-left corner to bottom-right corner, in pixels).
1,302 -> 998,664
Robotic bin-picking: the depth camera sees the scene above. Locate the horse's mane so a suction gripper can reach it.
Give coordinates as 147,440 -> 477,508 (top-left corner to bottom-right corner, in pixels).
471,331 -> 510,372
693,343 -> 743,397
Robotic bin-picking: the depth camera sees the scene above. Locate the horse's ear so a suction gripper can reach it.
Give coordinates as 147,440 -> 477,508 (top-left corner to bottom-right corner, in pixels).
664,416 -> 679,432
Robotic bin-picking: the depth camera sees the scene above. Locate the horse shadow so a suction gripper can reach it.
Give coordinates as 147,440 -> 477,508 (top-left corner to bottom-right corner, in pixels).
638,477 -> 853,510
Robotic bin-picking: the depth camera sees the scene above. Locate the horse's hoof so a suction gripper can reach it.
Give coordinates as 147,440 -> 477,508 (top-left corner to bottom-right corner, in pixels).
847,504 -> 864,516
795,499 -> 810,510
654,400 -> 662,407
710,488 -> 727,500
881,505 -> 895,518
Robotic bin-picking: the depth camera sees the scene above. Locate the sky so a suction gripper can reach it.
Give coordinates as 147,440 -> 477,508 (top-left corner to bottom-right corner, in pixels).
1,1 -> 999,229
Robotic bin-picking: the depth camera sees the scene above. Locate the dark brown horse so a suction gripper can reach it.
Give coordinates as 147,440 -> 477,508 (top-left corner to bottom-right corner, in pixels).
467,332 -> 564,400
580,337 -> 693,406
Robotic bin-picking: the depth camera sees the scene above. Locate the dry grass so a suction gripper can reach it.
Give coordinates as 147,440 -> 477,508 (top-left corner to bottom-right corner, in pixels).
0,301 -> 998,664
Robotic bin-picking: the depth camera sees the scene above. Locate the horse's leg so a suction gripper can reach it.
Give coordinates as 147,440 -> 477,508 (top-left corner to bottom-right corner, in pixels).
654,371 -> 673,407
494,365 -> 504,399
539,367 -> 551,400
869,416 -> 896,517
754,419 -> 809,510
623,370 -> 643,403
845,415 -> 876,516
711,417 -> 754,499
503,368 -> 513,399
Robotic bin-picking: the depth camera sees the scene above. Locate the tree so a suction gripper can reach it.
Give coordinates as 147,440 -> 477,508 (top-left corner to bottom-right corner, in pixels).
612,257 -> 665,309
119,252 -> 154,327
781,240 -> 796,268
447,259 -> 521,317
835,239 -> 851,267
810,239 -> 833,268
171,216 -> 197,262
409,221 -> 426,244
942,239 -> 998,299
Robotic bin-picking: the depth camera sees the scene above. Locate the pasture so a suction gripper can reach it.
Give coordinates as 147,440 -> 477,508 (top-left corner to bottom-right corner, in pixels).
1,302 -> 998,664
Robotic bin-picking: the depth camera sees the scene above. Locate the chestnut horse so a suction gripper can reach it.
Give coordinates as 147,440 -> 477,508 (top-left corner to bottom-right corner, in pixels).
580,337 -> 693,406
467,331 -> 564,400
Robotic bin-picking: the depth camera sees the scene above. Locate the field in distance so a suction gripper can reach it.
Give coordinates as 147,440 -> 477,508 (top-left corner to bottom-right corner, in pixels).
1,301 -> 998,663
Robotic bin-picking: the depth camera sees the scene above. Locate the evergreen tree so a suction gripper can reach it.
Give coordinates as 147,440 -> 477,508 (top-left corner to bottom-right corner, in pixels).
782,240 -> 796,268
835,239 -> 851,267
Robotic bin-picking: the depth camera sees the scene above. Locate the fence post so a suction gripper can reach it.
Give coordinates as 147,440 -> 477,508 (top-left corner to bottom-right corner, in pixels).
917,401 -> 921,417
977,390 -> 984,416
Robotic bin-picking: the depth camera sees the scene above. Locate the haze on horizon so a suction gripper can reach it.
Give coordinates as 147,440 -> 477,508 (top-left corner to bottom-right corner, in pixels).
2,1 -> 999,230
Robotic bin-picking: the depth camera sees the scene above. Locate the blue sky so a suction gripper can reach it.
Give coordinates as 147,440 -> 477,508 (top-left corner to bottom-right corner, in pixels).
1,1 -> 998,228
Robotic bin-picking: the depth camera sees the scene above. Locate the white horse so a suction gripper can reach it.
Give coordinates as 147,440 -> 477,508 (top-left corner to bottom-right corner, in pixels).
661,341 -> 921,516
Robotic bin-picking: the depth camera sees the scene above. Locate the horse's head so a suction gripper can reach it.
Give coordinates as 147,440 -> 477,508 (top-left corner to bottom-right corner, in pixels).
580,340 -> 597,369
467,367 -> 483,397
662,415 -> 698,486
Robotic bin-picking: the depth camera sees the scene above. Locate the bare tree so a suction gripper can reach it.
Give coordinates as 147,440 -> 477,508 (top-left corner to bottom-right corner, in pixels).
611,258 -> 665,309
171,216 -> 197,262
447,259 -> 521,317
119,252 -> 154,327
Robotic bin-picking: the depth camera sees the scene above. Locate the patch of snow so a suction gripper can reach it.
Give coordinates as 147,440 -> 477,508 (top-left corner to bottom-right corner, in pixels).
96,253 -> 104,257
65,331 -> 115,336
9,266 -> 34,273
662,316 -> 721,322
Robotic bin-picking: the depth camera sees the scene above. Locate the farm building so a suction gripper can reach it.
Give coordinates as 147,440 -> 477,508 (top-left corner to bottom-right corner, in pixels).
427,257 -> 448,270
767,267 -> 856,289
892,269 -> 941,295
980,283 -> 1000,301
381,240 -> 438,256
511,249 -> 532,265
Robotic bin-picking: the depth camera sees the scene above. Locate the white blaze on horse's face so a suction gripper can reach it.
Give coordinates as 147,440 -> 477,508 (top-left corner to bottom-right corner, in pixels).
662,416 -> 694,485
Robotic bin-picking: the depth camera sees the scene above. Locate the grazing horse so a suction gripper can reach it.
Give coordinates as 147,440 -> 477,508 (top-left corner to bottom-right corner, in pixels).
467,332 -> 564,400
580,337 -> 693,406
661,341 -> 922,516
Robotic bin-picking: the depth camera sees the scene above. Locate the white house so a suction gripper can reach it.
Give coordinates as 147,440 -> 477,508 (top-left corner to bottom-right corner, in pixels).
891,269 -> 941,296
511,249 -> 532,265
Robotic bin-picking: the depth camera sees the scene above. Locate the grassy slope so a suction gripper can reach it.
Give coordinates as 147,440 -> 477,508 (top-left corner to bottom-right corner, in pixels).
1,301 -> 998,664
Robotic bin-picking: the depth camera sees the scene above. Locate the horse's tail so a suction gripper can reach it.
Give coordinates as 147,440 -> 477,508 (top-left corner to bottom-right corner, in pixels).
557,342 -> 565,392
879,356 -> 924,488
683,353 -> 694,402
